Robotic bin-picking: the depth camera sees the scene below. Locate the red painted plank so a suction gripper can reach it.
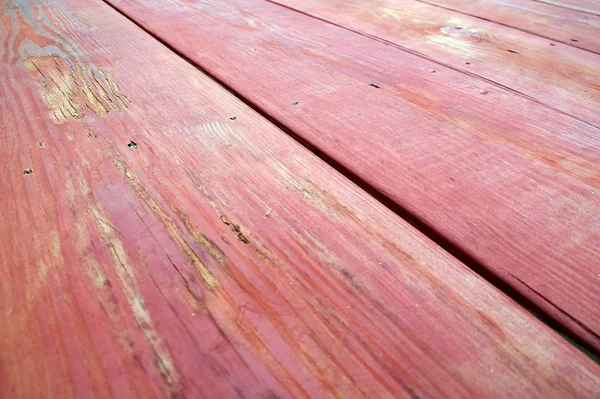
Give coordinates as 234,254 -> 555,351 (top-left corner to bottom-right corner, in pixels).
415,0 -> 600,53
274,0 -> 600,128
104,0 -> 600,352
534,0 -> 600,15
5,0 -> 599,397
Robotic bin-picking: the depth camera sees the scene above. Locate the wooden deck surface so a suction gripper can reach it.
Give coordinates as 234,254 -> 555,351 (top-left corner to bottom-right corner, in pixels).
274,0 -> 600,126
413,0 -> 600,53
106,0 -> 600,352
1,0 -> 600,397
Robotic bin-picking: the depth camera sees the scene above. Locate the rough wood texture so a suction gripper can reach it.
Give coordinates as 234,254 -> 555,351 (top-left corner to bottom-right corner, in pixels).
533,0 -> 600,15
415,0 -> 600,53
105,0 -> 600,352
5,0 -> 600,397
273,0 -> 600,127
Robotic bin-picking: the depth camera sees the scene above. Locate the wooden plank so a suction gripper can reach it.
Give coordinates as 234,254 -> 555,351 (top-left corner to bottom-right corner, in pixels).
533,0 -> 600,15
413,0 -> 600,53
104,0 -> 600,352
4,0 -> 599,397
273,0 -> 600,128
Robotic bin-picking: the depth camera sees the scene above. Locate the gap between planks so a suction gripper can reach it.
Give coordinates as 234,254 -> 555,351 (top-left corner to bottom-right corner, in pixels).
100,0 -> 600,361
531,0 -> 600,16
8,0 -> 600,396
266,0 -> 600,129
413,0 -> 600,54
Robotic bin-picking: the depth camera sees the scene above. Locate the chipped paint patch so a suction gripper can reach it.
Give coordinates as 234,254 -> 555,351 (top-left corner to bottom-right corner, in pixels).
63,169 -> 180,392
24,55 -> 129,123
440,26 -> 480,38
426,34 -> 480,58
178,211 -> 227,266
88,204 -> 180,392
113,154 -> 220,289
24,228 -> 63,307
275,164 -> 361,222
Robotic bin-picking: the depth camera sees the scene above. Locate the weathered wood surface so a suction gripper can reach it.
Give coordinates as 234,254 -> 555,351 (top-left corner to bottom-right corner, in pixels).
274,0 -> 600,127
533,0 -> 600,15
415,0 -> 600,53
5,0 -> 600,397
105,0 -> 600,352
105,0 -> 600,349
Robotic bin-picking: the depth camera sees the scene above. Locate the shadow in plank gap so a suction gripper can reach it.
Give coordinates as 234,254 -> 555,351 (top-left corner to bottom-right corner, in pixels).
270,0 -> 600,128
103,0 -> 600,355
414,0 -> 600,53
2,0 -> 600,398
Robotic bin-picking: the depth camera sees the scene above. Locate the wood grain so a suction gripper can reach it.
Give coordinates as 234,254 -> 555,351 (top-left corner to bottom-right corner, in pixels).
273,0 -> 600,128
415,0 -> 600,53
4,0 -> 599,397
533,0 -> 600,15
104,0 -> 600,352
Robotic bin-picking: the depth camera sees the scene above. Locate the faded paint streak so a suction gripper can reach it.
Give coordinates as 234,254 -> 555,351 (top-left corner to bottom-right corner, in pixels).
88,204 -> 180,392
177,210 -> 227,267
112,155 -> 220,289
61,170 -> 180,393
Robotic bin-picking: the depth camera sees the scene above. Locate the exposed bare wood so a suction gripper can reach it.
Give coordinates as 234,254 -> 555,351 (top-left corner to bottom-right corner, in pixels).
104,0 -> 600,352
5,0 -> 600,397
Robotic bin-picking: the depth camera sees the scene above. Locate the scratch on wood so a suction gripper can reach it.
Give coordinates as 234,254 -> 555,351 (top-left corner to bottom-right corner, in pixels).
219,214 -> 250,244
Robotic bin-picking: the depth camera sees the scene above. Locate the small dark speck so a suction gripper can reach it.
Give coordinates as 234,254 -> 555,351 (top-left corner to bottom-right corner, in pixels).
127,141 -> 138,149
87,130 -> 98,139
571,39 -> 579,42
368,82 -> 380,88
229,116 -> 237,120
429,69 -> 437,73
464,61 -> 471,65
454,26 -> 463,30
480,90 -> 490,95
38,142 -> 45,148
550,43 -> 556,46
292,101 -> 300,106
506,49 -> 519,54
23,168 -> 33,175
